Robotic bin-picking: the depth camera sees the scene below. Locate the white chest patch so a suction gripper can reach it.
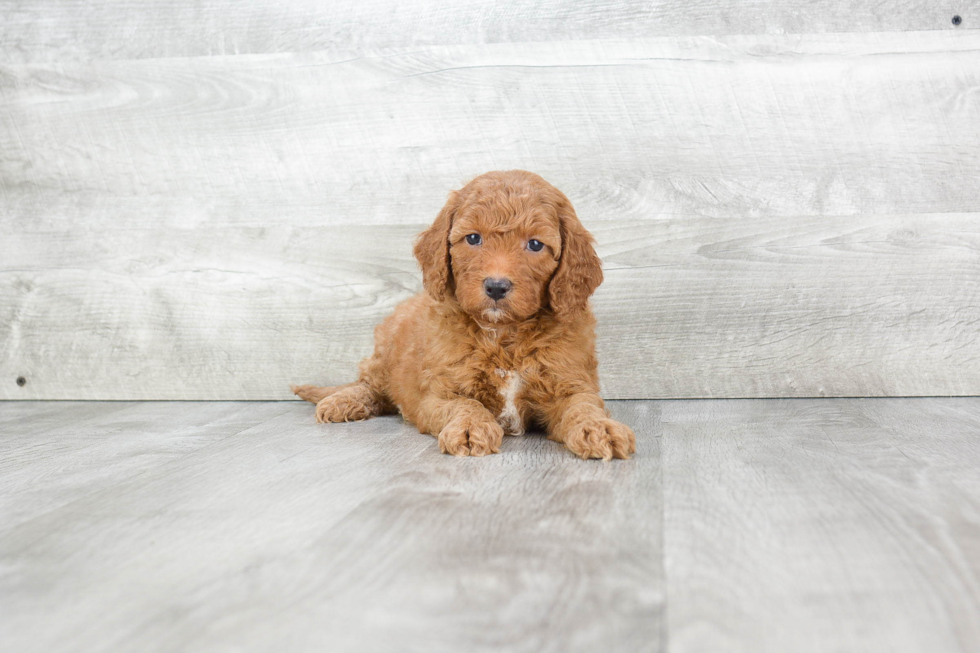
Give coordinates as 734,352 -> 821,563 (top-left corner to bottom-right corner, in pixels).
495,369 -> 525,436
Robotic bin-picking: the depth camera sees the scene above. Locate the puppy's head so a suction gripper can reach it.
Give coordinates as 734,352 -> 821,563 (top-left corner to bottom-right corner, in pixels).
414,170 -> 602,323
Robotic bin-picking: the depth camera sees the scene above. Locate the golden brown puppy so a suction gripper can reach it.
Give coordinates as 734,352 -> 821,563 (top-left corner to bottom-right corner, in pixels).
293,170 -> 635,460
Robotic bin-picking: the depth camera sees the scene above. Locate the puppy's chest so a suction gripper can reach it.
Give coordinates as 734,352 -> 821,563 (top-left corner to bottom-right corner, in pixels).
471,366 -> 529,436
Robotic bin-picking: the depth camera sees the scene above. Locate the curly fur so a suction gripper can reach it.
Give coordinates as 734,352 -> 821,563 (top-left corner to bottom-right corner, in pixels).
293,170 -> 636,460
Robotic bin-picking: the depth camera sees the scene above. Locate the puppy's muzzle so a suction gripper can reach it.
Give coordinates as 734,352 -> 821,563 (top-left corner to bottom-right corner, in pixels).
483,278 -> 512,301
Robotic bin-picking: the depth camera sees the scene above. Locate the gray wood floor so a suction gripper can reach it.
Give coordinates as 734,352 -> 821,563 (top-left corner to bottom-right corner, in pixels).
1,398 -> 978,652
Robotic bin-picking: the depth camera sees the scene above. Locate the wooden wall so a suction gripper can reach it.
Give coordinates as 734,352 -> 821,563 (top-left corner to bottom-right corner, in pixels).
1,2 -> 977,400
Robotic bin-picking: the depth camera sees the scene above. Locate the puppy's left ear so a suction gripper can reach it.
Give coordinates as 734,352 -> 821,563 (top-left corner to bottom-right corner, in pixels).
548,198 -> 603,318
413,191 -> 459,301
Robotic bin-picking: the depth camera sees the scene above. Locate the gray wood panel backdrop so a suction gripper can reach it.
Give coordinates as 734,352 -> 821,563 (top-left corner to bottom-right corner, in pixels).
1,1 -> 978,400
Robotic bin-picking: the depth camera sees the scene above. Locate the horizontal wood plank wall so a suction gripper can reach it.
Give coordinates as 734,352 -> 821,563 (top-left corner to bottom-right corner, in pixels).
1,5 -> 978,399
0,1 -> 968,63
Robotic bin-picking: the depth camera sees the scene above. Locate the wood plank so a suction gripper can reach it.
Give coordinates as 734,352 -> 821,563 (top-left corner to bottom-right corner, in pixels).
0,0 -> 970,63
661,397 -> 980,652
0,400 -> 663,653
0,401 -> 293,532
2,212 -> 978,400
2,31 -> 979,230
0,225 -> 417,400
0,400 -> 133,435
596,213 -> 980,398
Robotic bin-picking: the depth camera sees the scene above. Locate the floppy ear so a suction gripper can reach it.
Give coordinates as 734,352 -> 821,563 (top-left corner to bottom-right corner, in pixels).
413,191 -> 459,301
548,199 -> 603,318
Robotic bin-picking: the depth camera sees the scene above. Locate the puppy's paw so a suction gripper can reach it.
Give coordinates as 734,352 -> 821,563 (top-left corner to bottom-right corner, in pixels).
554,416 -> 636,461
315,392 -> 373,423
438,415 -> 504,457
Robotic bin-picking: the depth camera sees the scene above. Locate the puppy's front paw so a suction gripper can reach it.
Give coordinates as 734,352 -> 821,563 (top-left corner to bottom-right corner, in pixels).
555,416 -> 636,461
438,415 -> 504,457
315,393 -> 372,423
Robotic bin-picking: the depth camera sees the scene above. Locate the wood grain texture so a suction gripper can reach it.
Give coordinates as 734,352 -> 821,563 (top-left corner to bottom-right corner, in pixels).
2,31 -> 979,399
0,401 -> 293,531
0,400 -> 663,653
3,31 -> 979,228
0,0 -> 972,63
3,398 -> 979,651
661,397 -> 980,652
2,213 -> 978,400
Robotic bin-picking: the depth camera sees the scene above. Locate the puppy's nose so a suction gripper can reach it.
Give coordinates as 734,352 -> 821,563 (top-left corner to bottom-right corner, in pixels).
483,277 -> 512,301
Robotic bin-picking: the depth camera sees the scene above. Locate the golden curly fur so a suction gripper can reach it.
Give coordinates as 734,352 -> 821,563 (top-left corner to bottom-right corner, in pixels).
293,170 -> 636,460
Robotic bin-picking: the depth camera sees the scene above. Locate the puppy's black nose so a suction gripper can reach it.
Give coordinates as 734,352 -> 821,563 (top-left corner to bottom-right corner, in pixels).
484,277 -> 512,301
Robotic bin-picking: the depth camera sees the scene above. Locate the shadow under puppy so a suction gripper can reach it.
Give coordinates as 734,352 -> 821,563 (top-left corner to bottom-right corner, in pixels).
294,170 -> 636,460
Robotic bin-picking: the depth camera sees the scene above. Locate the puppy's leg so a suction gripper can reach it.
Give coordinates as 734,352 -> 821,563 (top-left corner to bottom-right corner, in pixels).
315,383 -> 386,423
293,382 -> 388,423
544,393 -> 636,461
413,395 -> 504,457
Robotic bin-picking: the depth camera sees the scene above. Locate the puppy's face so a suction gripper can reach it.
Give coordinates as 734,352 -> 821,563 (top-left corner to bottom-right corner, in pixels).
448,203 -> 560,323
414,170 -> 603,324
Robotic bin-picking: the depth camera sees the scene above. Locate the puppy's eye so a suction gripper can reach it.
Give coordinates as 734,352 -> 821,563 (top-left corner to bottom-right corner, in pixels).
527,239 -> 544,252
465,233 -> 482,246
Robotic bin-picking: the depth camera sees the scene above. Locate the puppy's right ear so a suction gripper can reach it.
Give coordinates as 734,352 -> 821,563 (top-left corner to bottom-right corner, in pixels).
413,191 -> 459,301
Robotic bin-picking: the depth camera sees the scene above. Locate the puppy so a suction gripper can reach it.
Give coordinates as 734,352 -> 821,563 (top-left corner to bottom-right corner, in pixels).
293,170 -> 635,460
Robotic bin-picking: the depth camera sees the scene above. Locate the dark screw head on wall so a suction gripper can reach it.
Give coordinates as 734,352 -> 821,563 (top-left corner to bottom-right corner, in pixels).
952,15 -> 962,25
16,376 -> 27,387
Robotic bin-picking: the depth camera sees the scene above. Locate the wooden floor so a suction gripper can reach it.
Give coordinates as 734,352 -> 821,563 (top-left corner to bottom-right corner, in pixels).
1,398 -> 979,652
